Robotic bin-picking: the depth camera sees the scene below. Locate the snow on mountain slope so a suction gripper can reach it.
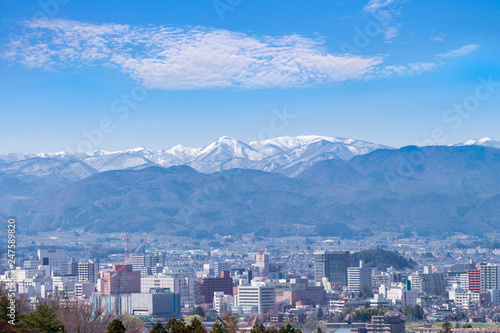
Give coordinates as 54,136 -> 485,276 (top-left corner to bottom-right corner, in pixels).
454,137 -> 500,149
0,135 -> 393,178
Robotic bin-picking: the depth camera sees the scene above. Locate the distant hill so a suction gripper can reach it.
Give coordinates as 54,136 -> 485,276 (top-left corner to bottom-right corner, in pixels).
350,249 -> 416,270
14,145 -> 500,237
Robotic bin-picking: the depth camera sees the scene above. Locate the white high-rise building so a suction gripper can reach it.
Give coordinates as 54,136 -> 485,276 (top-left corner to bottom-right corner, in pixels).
78,260 -> 100,283
214,291 -> 233,315
253,252 -> 270,277
348,261 -> 372,293
141,273 -> 199,307
480,264 -> 500,293
37,249 -> 67,275
236,281 -> 275,313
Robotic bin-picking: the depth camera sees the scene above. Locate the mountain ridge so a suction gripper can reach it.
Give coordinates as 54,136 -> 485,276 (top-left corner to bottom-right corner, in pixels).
14,145 -> 500,238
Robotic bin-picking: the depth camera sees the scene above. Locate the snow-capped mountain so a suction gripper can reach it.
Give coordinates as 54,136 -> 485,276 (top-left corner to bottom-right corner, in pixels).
454,137 -> 500,149
0,135 -> 392,178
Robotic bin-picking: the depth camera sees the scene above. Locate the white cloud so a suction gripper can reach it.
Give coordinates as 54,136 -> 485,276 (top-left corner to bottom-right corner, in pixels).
384,26 -> 399,40
362,0 -> 406,41
429,34 -> 447,42
368,62 -> 438,79
436,44 -> 479,58
363,0 -> 396,13
2,19 -> 444,89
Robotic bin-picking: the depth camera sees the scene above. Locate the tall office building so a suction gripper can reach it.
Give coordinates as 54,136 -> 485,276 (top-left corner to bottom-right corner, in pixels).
254,251 -> 270,277
348,260 -> 372,293
130,252 -> 165,271
214,262 -> 231,277
409,272 -> 446,296
200,271 -> 234,304
78,260 -> 100,283
314,250 -> 350,285
68,258 -> 79,275
141,273 -> 199,307
236,281 -> 276,314
100,264 -> 141,295
37,249 -> 67,275
480,263 -> 500,293
468,265 -> 482,293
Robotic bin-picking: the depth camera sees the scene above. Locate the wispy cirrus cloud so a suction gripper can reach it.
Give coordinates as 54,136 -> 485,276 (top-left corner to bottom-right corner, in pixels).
2,19 -> 447,90
363,0 -> 397,13
362,0 -> 406,41
436,44 -> 479,58
430,34 -> 447,42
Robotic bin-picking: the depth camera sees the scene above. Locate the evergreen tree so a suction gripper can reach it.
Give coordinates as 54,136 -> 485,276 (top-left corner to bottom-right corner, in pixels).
278,324 -> 296,333
317,307 -> 324,320
20,304 -> 63,333
440,322 -> 452,333
188,316 -> 203,330
211,318 -> 227,333
250,323 -> 267,333
107,319 -> 126,333
150,322 -> 167,333
166,318 -> 189,333
194,306 -> 205,317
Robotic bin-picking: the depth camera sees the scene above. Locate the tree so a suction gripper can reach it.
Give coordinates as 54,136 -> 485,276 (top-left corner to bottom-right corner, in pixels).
250,323 -> 267,333
121,316 -> 144,333
317,327 -> 323,333
440,322 -> 452,333
55,299 -> 114,333
211,318 -> 227,333
194,306 -> 205,317
166,318 -> 189,333
462,324 -> 473,329
317,307 -> 324,320
187,316 -> 205,332
106,319 -> 126,333
20,304 -> 63,333
278,324 -> 297,333
150,322 -> 167,333
0,288 -> 16,323
223,314 -> 238,333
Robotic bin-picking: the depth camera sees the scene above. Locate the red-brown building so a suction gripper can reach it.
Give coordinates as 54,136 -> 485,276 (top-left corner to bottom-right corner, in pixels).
468,263 -> 485,293
200,271 -> 234,304
100,264 -> 141,295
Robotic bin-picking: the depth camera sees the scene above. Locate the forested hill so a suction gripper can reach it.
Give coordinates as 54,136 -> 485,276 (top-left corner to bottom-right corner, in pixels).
350,249 -> 416,270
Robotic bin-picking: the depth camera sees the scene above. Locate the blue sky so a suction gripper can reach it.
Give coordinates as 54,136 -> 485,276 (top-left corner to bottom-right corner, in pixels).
1,0 -> 500,153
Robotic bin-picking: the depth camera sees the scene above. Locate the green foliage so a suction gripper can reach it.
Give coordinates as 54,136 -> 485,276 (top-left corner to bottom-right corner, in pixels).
187,316 -> 204,332
0,288 -> 17,322
402,305 -> 424,320
279,324 -> 299,333
166,318 -> 190,333
19,304 -> 63,333
350,249 -> 416,270
317,307 -> 324,320
211,318 -> 227,333
106,319 -> 126,333
462,324 -> 473,329
440,322 -> 452,333
315,223 -> 354,238
194,306 -> 205,317
150,322 -> 167,333
358,284 -> 374,299
347,307 -> 388,322
250,323 -> 267,333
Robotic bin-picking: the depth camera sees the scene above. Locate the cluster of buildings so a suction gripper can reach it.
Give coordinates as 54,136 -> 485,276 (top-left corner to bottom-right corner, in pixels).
1,247 -> 500,326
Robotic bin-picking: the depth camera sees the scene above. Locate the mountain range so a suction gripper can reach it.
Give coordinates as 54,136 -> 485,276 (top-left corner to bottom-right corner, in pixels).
0,135 -> 392,178
2,136 -> 500,238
